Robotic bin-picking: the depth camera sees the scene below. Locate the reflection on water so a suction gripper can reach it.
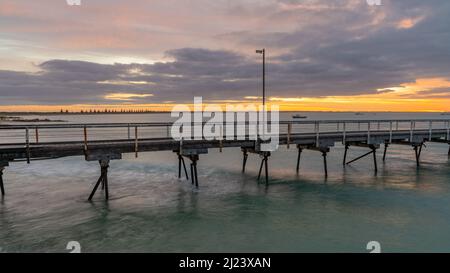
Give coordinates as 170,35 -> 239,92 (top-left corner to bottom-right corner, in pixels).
1,113 -> 450,252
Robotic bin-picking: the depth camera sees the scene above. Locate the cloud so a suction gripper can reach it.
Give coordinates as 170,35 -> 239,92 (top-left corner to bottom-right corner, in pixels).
104,93 -> 154,101
396,16 -> 424,29
1,0 -> 450,106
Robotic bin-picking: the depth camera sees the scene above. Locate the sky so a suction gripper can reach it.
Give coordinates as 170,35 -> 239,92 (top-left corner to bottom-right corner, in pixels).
1,0 -> 450,112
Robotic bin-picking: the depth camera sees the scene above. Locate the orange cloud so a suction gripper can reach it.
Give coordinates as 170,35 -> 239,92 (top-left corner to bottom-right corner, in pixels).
104,93 -> 153,101
1,76 -> 450,113
397,16 -> 424,29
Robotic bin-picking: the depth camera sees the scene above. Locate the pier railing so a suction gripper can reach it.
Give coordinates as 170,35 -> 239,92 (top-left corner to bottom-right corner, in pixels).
0,119 -> 449,146
1,119 -> 450,195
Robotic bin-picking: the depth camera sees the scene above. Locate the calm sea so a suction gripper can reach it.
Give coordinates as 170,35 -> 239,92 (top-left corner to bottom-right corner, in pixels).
1,112 -> 450,252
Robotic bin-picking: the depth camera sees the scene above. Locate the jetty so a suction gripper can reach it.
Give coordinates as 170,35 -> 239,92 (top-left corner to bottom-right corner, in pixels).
1,119 -> 449,200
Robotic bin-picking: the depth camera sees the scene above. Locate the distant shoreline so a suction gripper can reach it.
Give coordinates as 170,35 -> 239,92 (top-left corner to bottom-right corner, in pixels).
1,111 -> 449,116
0,116 -> 66,123
0,111 -> 170,116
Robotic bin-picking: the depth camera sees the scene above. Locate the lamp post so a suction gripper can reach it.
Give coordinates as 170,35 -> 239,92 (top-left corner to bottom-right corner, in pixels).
255,49 -> 266,108
256,48 -> 266,141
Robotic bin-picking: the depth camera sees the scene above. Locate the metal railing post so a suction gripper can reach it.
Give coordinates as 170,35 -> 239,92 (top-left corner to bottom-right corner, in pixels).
287,123 -> 291,149
367,122 -> 371,144
180,137 -> 183,155
83,126 -> 88,152
135,126 -> 138,158
35,127 -> 39,144
429,121 -> 432,141
219,124 -> 223,152
447,121 -> 449,141
25,128 -> 30,164
389,121 -> 393,143
315,122 -> 320,147
342,122 -> 346,144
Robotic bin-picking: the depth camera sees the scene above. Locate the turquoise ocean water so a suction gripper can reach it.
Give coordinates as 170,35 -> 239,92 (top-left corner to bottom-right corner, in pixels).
1,112 -> 450,252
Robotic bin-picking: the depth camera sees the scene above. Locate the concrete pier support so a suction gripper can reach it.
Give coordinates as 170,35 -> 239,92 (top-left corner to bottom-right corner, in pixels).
413,143 -> 424,167
88,160 -> 110,201
256,151 -> 271,185
345,142 -> 379,173
188,155 -> 199,187
177,153 -> 189,180
373,147 -> 378,172
244,147 -> 271,185
296,146 -> 303,173
241,148 -> 248,173
296,145 -> 330,177
322,151 -> 328,177
391,140 -> 425,167
343,144 -> 349,166
176,148 -> 208,188
383,143 -> 389,162
85,152 -> 121,201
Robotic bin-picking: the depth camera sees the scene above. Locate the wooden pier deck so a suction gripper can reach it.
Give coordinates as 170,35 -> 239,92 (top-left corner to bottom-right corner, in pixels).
1,119 -> 449,200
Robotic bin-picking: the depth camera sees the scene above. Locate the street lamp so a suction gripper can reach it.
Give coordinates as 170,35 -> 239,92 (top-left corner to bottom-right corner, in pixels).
256,49 -> 266,140
255,49 -> 266,108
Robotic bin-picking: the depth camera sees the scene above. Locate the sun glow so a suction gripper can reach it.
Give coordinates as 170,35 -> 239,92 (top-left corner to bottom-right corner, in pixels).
1,78 -> 449,113
104,93 -> 154,101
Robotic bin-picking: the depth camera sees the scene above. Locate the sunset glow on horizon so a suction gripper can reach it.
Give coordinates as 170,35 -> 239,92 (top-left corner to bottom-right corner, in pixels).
1,0 -> 450,113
